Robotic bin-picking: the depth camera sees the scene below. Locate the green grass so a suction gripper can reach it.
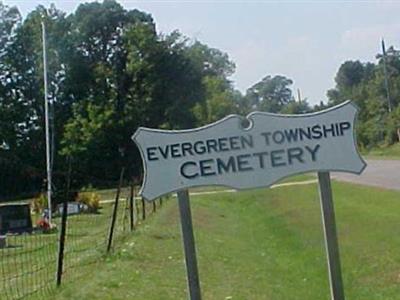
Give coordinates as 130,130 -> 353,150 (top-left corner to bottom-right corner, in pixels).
48,181 -> 400,300
364,143 -> 400,160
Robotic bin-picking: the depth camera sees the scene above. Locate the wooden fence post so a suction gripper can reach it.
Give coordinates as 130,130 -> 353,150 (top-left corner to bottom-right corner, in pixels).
142,197 -> 146,220
107,167 -> 125,252
129,181 -> 135,231
56,156 -> 72,286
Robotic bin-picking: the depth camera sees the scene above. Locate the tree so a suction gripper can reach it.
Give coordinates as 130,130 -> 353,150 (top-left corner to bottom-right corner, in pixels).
327,50 -> 400,147
193,76 -> 238,124
60,3 -> 213,183
335,61 -> 365,90
280,99 -> 311,114
59,1 -> 156,183
245,75 -> 294,113
0,2 -> 21,151
185,40 -> 239,124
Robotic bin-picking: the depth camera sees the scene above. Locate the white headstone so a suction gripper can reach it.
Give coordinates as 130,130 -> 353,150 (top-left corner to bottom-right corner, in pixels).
58,202 -> 81,215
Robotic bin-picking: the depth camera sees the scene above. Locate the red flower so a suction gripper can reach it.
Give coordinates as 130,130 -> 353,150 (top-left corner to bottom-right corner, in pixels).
36,218 -> 50,230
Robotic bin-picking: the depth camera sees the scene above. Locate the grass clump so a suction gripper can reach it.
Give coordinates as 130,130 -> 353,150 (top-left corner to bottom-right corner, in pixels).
364,142 -> 400,159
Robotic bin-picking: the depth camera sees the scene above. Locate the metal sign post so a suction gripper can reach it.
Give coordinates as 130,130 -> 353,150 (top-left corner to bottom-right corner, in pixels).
177,189 -> 202,300
318,171 -> 345,300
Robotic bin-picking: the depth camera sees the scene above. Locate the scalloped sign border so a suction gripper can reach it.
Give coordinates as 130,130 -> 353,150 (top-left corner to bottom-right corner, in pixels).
133,101 -> 366,201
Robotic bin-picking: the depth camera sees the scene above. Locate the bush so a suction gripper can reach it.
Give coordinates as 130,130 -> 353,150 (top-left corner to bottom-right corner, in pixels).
31,193 -> 48,213
385,107 -> 400,145
76,192 -> 100,213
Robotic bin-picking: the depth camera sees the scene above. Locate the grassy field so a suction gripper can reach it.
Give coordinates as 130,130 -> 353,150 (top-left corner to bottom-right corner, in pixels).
48,180 -> 400,300
364,143 -> 400,160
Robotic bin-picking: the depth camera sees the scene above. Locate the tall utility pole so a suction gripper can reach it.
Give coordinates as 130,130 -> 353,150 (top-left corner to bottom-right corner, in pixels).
381,38 -> 392,113
42,21 -> 52,223
297,89 -> 302,103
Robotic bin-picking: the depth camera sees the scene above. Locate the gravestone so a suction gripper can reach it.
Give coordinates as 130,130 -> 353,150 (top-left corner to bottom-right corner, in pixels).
0,204 -> 33,234
57,202 -> 81,216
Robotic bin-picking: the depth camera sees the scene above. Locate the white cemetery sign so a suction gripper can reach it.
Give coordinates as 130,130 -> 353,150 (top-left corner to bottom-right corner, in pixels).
132,100 -> 366,300
133,100 -> 366,201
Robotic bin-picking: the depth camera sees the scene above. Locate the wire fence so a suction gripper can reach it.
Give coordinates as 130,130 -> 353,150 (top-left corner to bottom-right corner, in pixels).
0,172 -> 165,300
0,231 -> 58,299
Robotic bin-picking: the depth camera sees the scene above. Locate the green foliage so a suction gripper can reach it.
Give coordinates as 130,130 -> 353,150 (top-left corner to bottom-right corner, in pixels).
244,75 -> 296,113
193,76 -> 238,125
280,100 -> 311,114
385,106 -> 400,144
364,142 -> 400,159
60,102 -> 114,157
328,49 -> 400,148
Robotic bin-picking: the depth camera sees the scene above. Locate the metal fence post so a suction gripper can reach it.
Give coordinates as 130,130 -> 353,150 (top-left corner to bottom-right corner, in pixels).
141,197 -> 146,220
56,156 -> 72,286
129,181 -> 135,231
107,167 -> 125,252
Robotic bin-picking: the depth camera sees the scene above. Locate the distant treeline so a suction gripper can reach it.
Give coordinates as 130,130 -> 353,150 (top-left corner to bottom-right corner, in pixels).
0,0 -> 398,201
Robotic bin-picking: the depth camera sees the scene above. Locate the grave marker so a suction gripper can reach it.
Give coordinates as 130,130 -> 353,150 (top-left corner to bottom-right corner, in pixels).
0,204 -> 33,235
57,202 -> 81,216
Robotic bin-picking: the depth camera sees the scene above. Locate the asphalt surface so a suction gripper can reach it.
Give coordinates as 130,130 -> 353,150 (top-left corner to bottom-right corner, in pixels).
332,159 -> 400,191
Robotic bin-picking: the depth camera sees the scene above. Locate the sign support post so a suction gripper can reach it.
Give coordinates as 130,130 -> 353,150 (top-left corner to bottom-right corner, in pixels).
177,189 -> 202,300
318,171 -> 345,300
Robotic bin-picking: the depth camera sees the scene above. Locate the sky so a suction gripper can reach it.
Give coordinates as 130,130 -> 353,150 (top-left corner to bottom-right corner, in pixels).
4,0 -> 400,105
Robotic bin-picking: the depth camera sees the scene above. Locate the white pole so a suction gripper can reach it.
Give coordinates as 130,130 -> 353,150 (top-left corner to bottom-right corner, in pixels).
42,21 -> 52,224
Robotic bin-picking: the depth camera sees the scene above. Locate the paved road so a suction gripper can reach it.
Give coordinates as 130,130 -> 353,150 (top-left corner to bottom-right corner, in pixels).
332,159 -> 400,191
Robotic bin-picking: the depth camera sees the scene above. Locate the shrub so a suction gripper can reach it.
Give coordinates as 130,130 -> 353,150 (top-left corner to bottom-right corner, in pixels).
76,192 -> 100,213
31,193 -> 48,213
